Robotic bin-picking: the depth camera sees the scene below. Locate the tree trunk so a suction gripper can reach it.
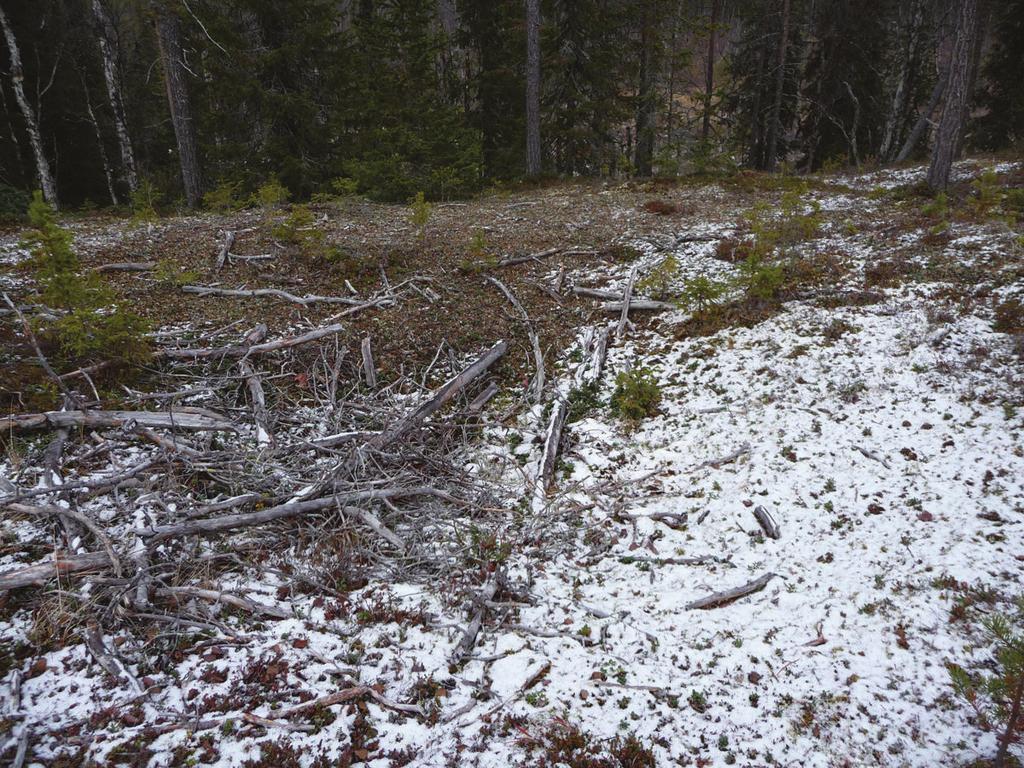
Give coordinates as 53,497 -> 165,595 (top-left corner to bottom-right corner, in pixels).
894,70 -> 946,163
880,0 -> 924,161
927,0 -> 978,191
702,0 -> 720,141
81,76 -> 120,206
765,0 -> 791,171
635,7 -> 656,177
0,5 -> 58,207
525,0 -> 541,176
152,0 -> 202,208
92,0 -> 138,194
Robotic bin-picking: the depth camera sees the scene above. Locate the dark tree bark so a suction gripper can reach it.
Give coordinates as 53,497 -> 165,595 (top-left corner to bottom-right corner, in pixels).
880,0 -> 925,161
927,0 -> 978,191
92,0 -> 138,193
634,5 -> 656,177
702,0 -> 720,141
765,0 -> 791,171
152,0 -> 202,207
80,75 -> 120,205
525,0 -> 541,176
0,5 -> 58,207
895,70 -> 946,163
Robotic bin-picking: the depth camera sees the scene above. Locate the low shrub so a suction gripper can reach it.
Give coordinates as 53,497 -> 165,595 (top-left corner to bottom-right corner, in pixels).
610,367 -> 661,423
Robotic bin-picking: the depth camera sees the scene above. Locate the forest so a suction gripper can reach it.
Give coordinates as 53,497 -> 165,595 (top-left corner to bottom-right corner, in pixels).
1,1 -> 1023,767
0,0 -> 1021,209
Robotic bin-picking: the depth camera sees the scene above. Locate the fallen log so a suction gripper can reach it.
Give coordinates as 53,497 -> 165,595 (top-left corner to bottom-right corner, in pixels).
0,551 -> 111,591
158,323 -> 346,360
686,572 -> 777,610
137,486 -> 447,542
182,284 -> 366,307
532,397 -> 568,512
0,408 -> 235,434
752,505 -> 781,539
616,267 -> 638,343
600,299 -> 675,313
93,262 -> 157,273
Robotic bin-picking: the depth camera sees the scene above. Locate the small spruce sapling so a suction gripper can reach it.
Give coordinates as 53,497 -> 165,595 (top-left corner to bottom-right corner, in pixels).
409,191 -> 432,240
948,602 -> 1024,768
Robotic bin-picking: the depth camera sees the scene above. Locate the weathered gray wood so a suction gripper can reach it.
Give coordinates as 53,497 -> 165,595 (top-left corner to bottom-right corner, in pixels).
451,578 -> 500,664
616,267 -> 638,342
0,551 -> 111,591
158,323 -> 347,360
137,487 -> 445,542
361,337 -> 377,388
752,505 -> 781,539
0,408 -> 235,434
93,262 -> 156,273
686,573 -> 777,610
532,397 -> 568,512
601,299 -> 674,313
214,231 -> 236,271
183,285 -> 364,307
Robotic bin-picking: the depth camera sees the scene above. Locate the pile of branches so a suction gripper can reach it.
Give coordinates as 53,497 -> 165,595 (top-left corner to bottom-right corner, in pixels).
0,319 -> 512,640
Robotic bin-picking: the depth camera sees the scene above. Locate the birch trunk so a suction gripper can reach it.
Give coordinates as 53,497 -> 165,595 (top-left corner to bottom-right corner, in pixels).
81,79 -> 120,206
880,0 -> 924,161
0,5 -> 58,207
92,0 -> 138,193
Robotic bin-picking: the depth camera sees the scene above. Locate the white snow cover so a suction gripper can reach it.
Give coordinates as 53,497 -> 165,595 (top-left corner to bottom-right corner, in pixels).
2,161 -> 1022,767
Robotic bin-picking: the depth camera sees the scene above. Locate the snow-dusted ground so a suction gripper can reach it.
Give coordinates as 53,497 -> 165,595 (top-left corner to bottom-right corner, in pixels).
2,162 -> 1023,767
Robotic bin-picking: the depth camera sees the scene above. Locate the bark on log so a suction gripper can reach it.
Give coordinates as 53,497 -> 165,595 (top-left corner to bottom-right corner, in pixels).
0,408 -> 234,434
94,262 -> 157,273
0,552 -> 111,591
686,573 -> 777,610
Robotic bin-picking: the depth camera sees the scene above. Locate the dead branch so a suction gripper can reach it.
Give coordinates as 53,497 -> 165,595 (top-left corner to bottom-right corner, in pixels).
8,503 -> 122,576
361,337 -> 377,389
485,277 -> 543,400
156,586 -> 290,619
451,577 -> 501,664
214,231 -> 236,271
686,572 -> 778,610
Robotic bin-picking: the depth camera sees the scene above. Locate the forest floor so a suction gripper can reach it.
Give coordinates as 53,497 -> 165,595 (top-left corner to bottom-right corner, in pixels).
1,158 -> 1023,768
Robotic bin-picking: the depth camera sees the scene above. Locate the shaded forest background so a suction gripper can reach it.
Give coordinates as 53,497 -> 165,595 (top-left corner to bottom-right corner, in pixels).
0,0 -> 1022,212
